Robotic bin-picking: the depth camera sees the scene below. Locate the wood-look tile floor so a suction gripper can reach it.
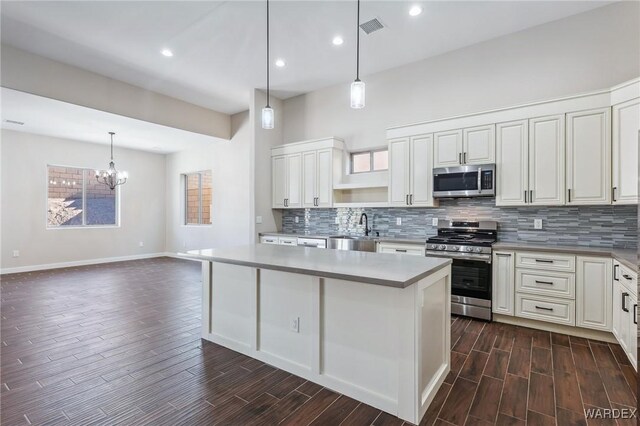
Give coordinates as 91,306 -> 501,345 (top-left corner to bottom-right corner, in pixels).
1,257 -> 636,425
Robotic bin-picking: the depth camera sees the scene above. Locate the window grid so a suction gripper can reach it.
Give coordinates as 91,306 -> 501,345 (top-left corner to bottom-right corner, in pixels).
350,149 -> 389,174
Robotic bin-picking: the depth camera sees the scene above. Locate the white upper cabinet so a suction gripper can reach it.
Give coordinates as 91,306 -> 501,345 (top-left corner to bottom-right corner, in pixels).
389,135 -> 436,207
496,120 -> 528,206
612,98 -> 639,204
302,151 -> 317,208
433,130 -> 462,167
566,108 -> 611,205
286,153 -> 302,208
388,138 -> 411,206
463,125 -> 495,165
409,135 -> 435,206
528,115 -> 565,206
271,138 -> 344,209
272,155 -> 287,209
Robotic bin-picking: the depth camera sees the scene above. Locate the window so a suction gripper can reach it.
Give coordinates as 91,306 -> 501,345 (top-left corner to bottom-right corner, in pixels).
350,149 -> 388,173
47,165 -> 118,227
184,170 -> 212,225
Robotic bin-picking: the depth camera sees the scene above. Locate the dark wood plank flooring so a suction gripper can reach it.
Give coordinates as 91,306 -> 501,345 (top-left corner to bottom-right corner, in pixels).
1,257 -> 636,425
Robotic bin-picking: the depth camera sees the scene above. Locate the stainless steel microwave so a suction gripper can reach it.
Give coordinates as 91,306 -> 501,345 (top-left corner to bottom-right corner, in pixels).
433,164 -> 496,198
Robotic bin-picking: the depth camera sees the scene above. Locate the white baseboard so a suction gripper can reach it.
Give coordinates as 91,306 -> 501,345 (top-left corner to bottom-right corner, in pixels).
0,252 -> 176,275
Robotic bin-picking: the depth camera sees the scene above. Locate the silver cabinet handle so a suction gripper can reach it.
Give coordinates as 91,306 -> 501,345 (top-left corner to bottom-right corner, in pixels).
614,264 -> 620,281
406,194 -> 409,205
622,274 -> 633,281
622,292 -> 629,312
409,194 -> 413,205
535,280 -> 554,285
535,259 -> 553,263
396,249 -> 407,253
530,190 -> 533,203
496,253 -> 511,257
463,152 -> 467,164
524,190 -> 528,203
458,153 -> 462,164
634,304 -> 637,325
535,306 -> 554,311
613,187 -> 617,202
568,189 -> 571,203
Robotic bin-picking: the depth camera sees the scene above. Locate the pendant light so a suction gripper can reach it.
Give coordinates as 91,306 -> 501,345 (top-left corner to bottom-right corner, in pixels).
350,0 -> 365,109
262,0 -> 275,129
95,132 -> 128,191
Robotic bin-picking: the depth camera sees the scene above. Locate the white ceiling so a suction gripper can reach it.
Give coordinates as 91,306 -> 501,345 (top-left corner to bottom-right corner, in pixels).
1,1 -> 611,115
0,88 -> 221,153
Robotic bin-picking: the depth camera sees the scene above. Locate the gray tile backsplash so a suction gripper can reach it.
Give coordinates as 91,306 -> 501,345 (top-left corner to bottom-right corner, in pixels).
281,198 -> 637,249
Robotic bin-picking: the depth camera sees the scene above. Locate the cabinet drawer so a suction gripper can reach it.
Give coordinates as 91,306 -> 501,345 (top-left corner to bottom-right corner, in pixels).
516,294 -> 575,326
617,263 -> 638,296
516,252 -> 575,272
516,270 -> 575,299
377,242 -> 425,256
260,236 -> 279,245
278,237 -> 298,246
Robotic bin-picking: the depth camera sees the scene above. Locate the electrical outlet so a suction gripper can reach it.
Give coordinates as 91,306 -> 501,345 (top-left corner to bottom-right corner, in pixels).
534,219 -> 543,230
139,241 -> 144,247
432,218 -> 438,226
12,250 -> 19,258
290,317 -> 300,333
256,216 -> 263,224
334,217 -> 339,225
294,216 -> 299,223
396,217 -> 402,226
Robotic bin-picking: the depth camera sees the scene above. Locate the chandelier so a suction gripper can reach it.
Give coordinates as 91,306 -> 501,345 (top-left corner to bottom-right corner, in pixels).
95,132 -> 128,190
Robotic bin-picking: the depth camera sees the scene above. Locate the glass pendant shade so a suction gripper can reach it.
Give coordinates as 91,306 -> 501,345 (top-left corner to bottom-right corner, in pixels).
350,80 -> 365,109
262,106 -> 274,129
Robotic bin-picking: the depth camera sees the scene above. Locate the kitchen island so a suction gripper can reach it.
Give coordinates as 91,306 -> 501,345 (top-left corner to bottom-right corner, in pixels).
185,244 -> 452,424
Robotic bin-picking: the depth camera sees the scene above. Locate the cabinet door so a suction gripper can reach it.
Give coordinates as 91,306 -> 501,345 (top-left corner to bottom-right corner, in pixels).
627,294 -> 637,369
272,156 -> 287,208
492,251 -> 515,316
388,138 -> 410,206
612,99 -> 639,204
302,151 -> 317,208
286,154 -> 302,208
576,256 -> 612,331
612,279 -> 626,346
566,108 -> 611,205
409,135 -> 435,206
529,115 -> 565,205
496,120 -> 528,206
433,130 -> 463,168
463,125 -> 495,165
316,149 -> 333,207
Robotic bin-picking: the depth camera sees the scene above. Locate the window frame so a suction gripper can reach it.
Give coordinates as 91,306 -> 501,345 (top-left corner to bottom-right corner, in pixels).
46,164 -> 121,230
183,170 -> 212,226
350,148 -> 389,174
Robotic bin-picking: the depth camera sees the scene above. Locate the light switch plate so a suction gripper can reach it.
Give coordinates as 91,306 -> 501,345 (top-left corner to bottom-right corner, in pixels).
256,216 -> 263,224
295,216 -> 299,223
396,217 -> 402,226
534,219 -> 543,229
334,217 -> 339,224
432,218 -> 438,226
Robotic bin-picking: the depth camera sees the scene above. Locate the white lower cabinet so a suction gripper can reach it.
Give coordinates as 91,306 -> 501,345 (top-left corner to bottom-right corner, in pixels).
612,260 -> 637,369
377,242 -> 424,256
260,236 -> 279,245
492,251 -> 515,316
515,293 -> 575,326
576,256 -> 612,331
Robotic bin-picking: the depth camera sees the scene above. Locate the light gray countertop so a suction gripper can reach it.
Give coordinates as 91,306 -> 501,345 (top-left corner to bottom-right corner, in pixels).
493,242 -> 637,270
184,244 -> 451,288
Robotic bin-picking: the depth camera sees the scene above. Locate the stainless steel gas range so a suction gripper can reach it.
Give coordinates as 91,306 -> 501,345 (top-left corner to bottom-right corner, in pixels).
426,220 -> 498,321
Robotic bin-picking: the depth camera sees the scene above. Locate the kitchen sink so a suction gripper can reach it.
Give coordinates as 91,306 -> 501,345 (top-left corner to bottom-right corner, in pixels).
327,235 -> 377,252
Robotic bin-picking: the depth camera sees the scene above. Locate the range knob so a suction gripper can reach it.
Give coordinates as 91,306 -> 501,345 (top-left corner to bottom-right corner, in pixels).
464,247 -> 473,252
450,246 -> 458,251
429,244 -> 438,249
438,245 -> 446,250
475,247 -> 483,253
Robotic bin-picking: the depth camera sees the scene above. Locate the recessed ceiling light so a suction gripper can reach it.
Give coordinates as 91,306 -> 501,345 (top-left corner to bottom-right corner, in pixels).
409,5 -> 423,16
161,49 -> 173,57
275,58 -> 286,68
332,36 -> 344,46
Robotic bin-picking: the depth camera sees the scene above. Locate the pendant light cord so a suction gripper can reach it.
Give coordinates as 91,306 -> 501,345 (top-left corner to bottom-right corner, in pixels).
109,132 -> 114,161
356,0 -> 360,81
266,0 -> 270,107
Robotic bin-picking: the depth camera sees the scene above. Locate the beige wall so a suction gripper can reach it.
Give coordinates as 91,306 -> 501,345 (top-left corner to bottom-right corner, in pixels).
1,45 -> 231,140
0,130 -> 166,270
165,110 -> 253,253
282,2 -> 640,151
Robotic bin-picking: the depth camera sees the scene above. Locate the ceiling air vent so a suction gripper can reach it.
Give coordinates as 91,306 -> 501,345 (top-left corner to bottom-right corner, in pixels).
359,18 -> 384,35
4,119 -> 24,125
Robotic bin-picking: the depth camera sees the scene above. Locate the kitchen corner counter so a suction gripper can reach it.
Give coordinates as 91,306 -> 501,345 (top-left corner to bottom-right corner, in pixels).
493,242 -> 637,270
185,244 -> 450,288
259,232 -> 427,246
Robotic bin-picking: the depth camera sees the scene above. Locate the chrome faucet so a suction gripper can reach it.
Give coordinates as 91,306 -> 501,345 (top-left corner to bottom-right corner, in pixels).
359,213 -> 371,237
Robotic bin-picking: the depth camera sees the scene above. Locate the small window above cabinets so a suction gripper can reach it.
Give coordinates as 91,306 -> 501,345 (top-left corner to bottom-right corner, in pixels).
433,125 -> 495,168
